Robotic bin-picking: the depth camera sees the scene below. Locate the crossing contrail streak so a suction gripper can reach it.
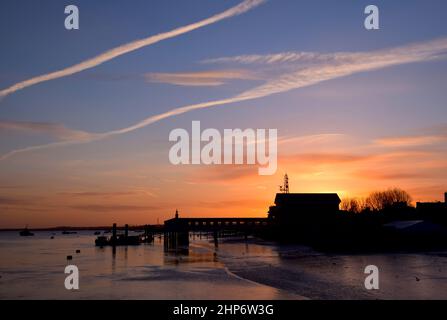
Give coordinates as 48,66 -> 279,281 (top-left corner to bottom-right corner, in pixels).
2,37 -> 447,161
0,0 -> 265,100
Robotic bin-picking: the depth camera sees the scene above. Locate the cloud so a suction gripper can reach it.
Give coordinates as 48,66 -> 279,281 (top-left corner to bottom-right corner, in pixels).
3,37 -> 447,161
69,204 -> 160,213
0,120 -> 93,141
0,196 -> 37,207
373,124 -> 447,147
59,189 -> 158,198
202,51 -> 362,65
0,196 -> 28,206
374,132 -> 447,147
0,0 -> 265,99
185,165 -> 259,184
233,38 -> 447,101
354,171 -> 431,180
0,185 -> 26,190
145,69 -> 259,86
59,191 -> 137,197
194,199 -> 267,209
278,133 -> 347,146
282,153 -> 374,165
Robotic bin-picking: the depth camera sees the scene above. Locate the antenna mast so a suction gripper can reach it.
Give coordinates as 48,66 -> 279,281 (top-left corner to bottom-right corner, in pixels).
279,173 -> 289,193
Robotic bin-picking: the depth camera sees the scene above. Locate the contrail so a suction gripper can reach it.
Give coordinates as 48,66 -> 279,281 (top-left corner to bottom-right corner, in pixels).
0,0 -> 265,99
2,37 -> 447,161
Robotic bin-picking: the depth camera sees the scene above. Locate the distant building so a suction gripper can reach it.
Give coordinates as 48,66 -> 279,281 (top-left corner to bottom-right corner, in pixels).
381,201 -> 417,220
416,192 -> 447,223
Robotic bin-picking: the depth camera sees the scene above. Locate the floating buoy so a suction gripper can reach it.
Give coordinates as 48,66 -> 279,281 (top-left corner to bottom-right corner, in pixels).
76,250 -> 80,254
66,255 -> 73,260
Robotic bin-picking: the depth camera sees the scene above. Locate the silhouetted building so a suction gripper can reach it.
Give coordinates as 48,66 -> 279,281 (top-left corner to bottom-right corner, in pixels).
416,192 -> 447,224
267,193 -> 341,241
268,193 -> 340,223
381,201 -> 417,220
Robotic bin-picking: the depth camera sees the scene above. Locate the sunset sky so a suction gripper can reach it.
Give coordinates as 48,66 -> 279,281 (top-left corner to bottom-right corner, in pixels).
1,0 -> 447,228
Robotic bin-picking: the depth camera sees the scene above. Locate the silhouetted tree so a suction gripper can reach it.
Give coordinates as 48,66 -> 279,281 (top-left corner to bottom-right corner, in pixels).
340,197 -> 364,213
364,188 -> 412,211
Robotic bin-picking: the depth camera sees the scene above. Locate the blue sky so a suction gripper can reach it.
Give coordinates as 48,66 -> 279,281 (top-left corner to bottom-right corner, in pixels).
1,0 -> 447,227
1,0 -> 446,131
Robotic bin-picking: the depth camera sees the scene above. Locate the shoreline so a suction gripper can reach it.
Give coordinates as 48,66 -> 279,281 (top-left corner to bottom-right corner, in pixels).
212,238 -> 447,300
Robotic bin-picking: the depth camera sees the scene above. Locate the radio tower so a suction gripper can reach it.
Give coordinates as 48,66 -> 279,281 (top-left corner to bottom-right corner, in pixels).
279,173 -> 289,193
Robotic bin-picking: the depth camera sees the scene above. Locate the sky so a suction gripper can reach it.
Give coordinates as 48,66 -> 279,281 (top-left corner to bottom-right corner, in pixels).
1,0 -> 447,228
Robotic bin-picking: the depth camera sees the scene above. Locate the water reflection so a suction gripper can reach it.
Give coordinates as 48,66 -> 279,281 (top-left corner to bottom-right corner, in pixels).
1,231 -> 445,299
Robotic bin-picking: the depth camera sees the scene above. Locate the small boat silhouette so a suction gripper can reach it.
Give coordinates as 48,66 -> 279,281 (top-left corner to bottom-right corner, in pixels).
95,236 -> 109,246
19,226 -> 34,237
61,231 -> 77,235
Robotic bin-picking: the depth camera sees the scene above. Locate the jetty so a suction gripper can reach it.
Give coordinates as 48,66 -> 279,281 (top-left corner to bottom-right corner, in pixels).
163,210 -> 269,247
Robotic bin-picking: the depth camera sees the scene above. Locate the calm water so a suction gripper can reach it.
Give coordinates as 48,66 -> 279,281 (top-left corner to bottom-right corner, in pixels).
0,231 -> 446,299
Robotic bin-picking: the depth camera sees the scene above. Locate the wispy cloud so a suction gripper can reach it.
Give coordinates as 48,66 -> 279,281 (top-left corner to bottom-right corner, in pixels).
282,149 -> 439,166
0,138 -> 100,161
0,185 -> 26,190
0,196 -> 31,206
282,153 -> 374,164
278,133 -> 347,146
2,37 -> 447,161
0,0 -> 265,99
0,120 -> 93,141
374,135 -> 447,147
354,171 -> 432,180
234,37 -> 447,101
189,165 -> 259,183
145,69 -> 259,86
59,189 -> 158,198
58,191 -> 137,197
374,125 -> 447,147
70,204 -> 160,213
194,199 -> 267,209
202,51 -> 361,65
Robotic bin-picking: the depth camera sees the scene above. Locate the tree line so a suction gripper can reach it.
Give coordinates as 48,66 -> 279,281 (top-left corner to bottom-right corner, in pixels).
341,188 -> 413,214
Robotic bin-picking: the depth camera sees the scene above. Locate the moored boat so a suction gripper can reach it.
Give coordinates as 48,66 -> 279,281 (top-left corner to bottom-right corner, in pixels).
19,227 -> 34,237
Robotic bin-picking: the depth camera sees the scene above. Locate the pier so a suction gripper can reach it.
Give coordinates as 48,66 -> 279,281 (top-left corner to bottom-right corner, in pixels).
163,211 -> 270,249
94,216 -> 270,250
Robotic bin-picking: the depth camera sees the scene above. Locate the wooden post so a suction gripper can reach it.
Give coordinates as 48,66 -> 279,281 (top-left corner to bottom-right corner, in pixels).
112,223 -> 117,245
213,230 -> 218,247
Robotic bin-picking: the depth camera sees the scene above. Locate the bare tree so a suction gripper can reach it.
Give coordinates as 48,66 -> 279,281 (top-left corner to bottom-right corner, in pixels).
340,197 -> 364,213
364,188 -> 412,211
